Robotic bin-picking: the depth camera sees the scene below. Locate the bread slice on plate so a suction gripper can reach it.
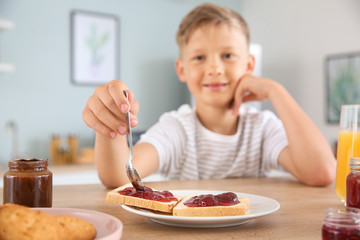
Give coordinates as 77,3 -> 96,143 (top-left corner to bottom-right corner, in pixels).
106,184 -> 180,213
173,195 -> 249,217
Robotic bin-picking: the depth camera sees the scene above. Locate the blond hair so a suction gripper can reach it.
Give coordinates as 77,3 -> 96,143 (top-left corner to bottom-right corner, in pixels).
176,3 -> 250,50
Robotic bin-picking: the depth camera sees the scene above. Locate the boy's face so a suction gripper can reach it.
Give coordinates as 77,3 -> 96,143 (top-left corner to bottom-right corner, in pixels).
176,24 -> 254,109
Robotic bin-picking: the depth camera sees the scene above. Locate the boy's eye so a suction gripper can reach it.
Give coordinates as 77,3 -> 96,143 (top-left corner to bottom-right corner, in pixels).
223,53 -> 235,59
193,56 -> 204,61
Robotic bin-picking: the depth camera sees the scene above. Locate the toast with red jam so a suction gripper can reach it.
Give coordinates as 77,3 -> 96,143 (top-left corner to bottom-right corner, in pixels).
106,184 -> 180,213
107,184 -> 250,217
172,192 -> 249,217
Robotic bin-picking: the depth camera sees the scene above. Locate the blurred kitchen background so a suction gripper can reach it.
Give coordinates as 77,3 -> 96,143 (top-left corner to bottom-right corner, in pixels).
0,0 -> 359,184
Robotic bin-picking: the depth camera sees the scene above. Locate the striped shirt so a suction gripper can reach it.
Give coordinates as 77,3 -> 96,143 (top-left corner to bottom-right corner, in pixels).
139,104 -> 288,180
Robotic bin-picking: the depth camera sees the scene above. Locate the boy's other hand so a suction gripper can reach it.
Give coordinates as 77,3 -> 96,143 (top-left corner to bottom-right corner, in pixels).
232,75 -> 277,115
82,80 -> 139,138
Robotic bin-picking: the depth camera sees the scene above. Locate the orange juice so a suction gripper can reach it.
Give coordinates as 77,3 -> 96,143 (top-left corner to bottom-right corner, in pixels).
335,131 -> 360,202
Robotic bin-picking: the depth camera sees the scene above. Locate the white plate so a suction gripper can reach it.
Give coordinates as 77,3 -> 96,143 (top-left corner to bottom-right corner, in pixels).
121,189 -> 280,228
34,208 -> 123,240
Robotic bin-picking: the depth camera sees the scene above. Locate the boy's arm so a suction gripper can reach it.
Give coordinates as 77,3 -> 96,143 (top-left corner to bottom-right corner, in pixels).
233,76 -> 336,186
95,133 -> 159,189
268,82 -> 336,186
83,80 -> 159,189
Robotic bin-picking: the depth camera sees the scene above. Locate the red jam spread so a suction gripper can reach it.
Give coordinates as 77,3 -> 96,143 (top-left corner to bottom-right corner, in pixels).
322,224 -> 360,240
184,192 -> 239,207
118,186 -> 177,202
346,172 -> 360,209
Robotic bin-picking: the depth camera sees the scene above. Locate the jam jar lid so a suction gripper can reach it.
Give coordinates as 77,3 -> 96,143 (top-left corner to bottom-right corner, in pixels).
8,159 -> 48,170
350,157 -> 360,170
324,207 -> 360,227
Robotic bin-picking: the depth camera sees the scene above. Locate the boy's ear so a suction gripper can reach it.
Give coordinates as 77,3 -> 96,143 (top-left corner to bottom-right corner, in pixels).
175,59 -> 187,83
246,54 -> 255,74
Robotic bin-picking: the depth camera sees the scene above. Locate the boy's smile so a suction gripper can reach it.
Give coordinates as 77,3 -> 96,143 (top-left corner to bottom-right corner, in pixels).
203,82 -> 228,92
175,23 -> 253,109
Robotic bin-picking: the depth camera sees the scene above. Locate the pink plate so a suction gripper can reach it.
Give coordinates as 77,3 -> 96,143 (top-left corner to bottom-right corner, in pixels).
33,207 -> 123,240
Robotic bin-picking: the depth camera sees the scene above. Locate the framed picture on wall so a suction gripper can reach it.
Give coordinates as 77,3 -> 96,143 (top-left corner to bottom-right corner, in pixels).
71,10 -> 119,85
326,52 -> 360,123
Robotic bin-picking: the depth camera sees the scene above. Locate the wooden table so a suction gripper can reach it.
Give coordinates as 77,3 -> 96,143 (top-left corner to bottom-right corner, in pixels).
0,177 -> 341,240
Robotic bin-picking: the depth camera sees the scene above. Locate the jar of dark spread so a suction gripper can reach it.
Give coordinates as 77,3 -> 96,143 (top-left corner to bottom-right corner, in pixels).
3,159 -> 52,207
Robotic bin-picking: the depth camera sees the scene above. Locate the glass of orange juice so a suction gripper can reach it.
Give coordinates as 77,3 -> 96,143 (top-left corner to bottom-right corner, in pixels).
335,105 -> 360,204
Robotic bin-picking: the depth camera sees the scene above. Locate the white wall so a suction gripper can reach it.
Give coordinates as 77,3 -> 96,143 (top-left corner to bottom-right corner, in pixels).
241,0 -> 360,148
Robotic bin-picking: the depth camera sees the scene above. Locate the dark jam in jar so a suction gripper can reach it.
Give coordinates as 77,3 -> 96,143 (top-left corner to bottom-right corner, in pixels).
3,159 -> 53,207
347,157 -> 360,209
118,186 -> 177,202
184,192 -> 239,207
322,207 -> 360,240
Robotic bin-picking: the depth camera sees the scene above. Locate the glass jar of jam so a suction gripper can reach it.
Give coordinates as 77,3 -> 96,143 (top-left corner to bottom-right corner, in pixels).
3,159 -> 52,207
347,157 -> 360,209
322,207 -> 360,240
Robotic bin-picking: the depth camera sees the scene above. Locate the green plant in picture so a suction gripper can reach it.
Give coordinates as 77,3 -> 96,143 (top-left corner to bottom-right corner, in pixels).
329,57 -> 360,122
86,24 -> 110,67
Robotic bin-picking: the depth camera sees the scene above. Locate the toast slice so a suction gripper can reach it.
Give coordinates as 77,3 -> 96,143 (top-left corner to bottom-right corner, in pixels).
106,184 -> 180,213
173,195 -> 249,217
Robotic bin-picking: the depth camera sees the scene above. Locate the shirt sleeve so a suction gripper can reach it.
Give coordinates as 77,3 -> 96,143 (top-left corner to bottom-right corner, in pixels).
261,110 -> 289,173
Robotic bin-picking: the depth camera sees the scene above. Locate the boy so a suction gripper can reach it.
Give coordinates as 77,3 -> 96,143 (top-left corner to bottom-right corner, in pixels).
82,3 -> 336,189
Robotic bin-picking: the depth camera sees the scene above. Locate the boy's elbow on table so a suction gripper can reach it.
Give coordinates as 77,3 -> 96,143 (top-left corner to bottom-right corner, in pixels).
302,165 -> 336,187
